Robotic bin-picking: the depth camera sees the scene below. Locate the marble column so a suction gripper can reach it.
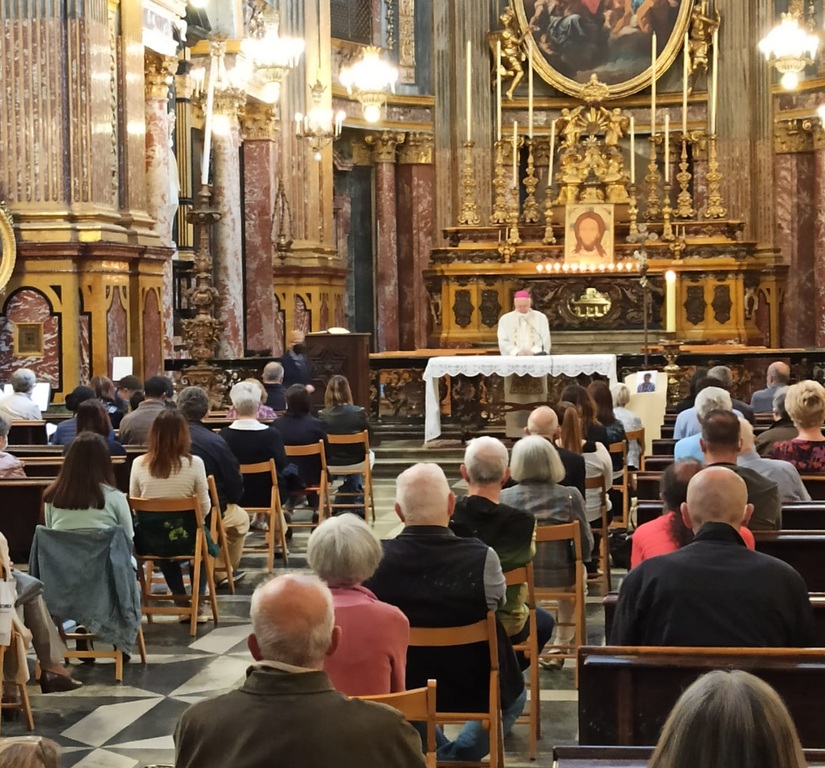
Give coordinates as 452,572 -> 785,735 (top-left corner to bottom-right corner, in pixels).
814,150 -> 825,347
241,102 -> 278,356
211,88 -> 247,359
397,133 -> 435,351
366,132 -> 405,352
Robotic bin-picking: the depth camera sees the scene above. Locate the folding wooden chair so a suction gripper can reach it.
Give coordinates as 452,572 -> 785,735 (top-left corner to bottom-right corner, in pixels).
238,460 -> 289,572
625,427 -> 646,471
60,623 -> 147,683
327,430 -> 375,524
206,475 -> 236,593
534,522 -> 586,686
359,679 -> 438,768
0,624 -> 34,732
408,612 -> 503,768
284,440 -> 331,529
608,442 -> 629,529
504,562 -> 540,760
585,474 -> 611,594
129,495 -> 219,637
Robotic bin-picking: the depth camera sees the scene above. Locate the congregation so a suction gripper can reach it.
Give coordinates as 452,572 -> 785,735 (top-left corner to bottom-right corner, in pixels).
0,359 -> 823,766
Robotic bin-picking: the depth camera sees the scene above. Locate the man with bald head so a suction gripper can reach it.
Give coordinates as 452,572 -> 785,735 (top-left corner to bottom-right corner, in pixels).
751,360 -> 791,413
366,463 -> 525,763
610,467 -> 814,647
174,574 -> 425,768
526,405 -> 586,495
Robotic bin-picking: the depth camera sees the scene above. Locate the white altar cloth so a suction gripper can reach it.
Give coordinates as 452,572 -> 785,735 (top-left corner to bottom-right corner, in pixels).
422,354 -> 619,442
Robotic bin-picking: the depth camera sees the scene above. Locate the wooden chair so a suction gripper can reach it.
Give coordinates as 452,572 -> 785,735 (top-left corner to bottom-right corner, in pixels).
608,442 -> 628,529
359,679 -> 438,768
129,495 -> 219,637
585,474 -> 611,594
60,623 -> 147,683
408,612 -> 503,768
206,475 -> 236,594
0,624 -> 34,732
326,430 -> 376,524
504,562 -> 540,760
283,440 -> 331,528
238,460 -> 289,572
534,522 -> 586,681
624,428 -> 645,471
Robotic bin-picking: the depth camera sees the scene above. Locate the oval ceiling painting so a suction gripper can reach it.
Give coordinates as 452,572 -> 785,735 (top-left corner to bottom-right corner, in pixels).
514,0 -> 693,99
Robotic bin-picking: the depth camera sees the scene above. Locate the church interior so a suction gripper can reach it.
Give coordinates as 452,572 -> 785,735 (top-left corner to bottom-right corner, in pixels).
2,0 -> 825,765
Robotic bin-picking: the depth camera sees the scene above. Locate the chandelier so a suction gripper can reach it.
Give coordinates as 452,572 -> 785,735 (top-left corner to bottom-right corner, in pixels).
339,46 -> 398,123
241,2 -> 304,103
295,81 -> 346,161
758,11 -> 819,91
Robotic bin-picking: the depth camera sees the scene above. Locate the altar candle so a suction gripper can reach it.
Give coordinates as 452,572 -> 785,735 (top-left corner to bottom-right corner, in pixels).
630,117 -> 636,184
200,53 -> 217,186
664,114 -> 670,180
682,32 -> 689,135
528,53 -> 534,138
496,40 -> 502,142
651,32 -> 657,136
710,27 -> 719,135
512,120 -> 518,188
665,270 -> 677,332
466,40 -> 472,144
548,120 -> 556,187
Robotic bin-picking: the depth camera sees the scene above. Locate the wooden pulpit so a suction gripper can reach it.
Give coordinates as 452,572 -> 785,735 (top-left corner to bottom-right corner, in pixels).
305,333 -> 371,411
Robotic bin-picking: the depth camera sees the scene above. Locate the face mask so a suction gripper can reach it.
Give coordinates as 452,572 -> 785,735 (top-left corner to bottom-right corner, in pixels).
292,344 -> 305,355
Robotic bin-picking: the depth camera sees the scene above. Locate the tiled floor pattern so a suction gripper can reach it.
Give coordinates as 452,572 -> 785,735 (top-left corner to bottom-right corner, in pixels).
4,477 -> 614,767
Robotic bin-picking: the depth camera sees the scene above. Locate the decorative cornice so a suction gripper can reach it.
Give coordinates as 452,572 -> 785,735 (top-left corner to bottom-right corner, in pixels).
351,140 -> 373,167
774,117 -> 825,154
145,52 -> 178,101
364,131 -> 406,163
241,101 -> 278,141
397,132 -> 434,164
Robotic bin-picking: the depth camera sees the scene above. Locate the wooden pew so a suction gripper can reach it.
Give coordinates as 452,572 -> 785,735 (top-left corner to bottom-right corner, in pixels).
0,479 -> 50,561
651,439 -> 676,456
642,456 -> 672,473
553,745 -> 825,767
782,503 -> 825,530
8,421 -> 47,445
635,472 -> 661,502
578,646 -> 825,747
19,456 -> 130,492
802,475 -> 825,501
753,531 -> 825,592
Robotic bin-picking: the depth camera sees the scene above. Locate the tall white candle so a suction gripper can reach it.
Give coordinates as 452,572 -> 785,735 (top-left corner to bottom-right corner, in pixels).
496,40 -> 502,142
664,114 -> 670,179
512,120 -> 518,188
548,120 -> 556,187
682,33 -> 689,135
711,27 -> 719,135
200,54 -> 216,186
466,40 -> 472,143
528,54 -> 534,138
651,32 -> 657,136
630,116 -> 636,184
665,270 -> 677,333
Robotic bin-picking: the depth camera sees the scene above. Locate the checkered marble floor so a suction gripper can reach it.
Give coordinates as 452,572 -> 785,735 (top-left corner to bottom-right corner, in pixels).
4,477 -> 616,767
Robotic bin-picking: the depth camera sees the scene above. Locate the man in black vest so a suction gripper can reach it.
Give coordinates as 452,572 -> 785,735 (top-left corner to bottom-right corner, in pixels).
365,463 -> 525,763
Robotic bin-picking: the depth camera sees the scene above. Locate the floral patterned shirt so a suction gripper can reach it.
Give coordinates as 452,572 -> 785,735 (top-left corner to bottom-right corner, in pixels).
769,439 -> 825,474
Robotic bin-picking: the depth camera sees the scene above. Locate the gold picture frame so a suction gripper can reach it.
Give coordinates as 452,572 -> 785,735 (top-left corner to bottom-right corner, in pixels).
14,322 -> 44,357
514,0 -> 694,99
0,203 -> 16,294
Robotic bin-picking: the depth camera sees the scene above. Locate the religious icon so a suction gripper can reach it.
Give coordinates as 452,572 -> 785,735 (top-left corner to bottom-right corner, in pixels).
514,0 -> 693,99
636,370 -> 658,393
564,203 -> 614,266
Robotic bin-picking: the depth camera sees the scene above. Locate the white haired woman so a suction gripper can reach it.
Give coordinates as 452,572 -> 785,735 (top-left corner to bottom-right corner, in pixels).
611,383 -> 643,470
307,514 -> 409,696
226,378 -> 277,421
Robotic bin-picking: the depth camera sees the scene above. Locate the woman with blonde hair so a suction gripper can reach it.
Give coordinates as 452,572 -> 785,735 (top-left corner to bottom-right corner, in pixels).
770,379 -> 825,472
649,669 -> 806,768
611,383 -> 643,470
0,737 -> 60,768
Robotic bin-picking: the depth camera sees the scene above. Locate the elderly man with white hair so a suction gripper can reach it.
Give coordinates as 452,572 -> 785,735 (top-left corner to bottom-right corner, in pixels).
674,386 -> 735,463
174,574 -> 425,768
0,367 -> 41,421
366,463 -> 525,764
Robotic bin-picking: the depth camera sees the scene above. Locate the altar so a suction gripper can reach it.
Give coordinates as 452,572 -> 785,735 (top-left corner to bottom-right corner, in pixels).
423,354 -> 618,442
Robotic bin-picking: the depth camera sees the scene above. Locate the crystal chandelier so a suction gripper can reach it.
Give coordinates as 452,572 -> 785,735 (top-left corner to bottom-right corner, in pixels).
295,81 -> 346,161
339,46 -> 398,123
241,1 -> 304,103
758,11 -> 819,91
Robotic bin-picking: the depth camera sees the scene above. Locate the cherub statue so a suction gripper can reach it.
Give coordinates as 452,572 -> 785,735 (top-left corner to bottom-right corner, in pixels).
604,108 -> 629,147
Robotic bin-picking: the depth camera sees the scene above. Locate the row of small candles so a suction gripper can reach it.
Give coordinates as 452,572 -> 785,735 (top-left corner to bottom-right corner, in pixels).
535,261 -> 639,273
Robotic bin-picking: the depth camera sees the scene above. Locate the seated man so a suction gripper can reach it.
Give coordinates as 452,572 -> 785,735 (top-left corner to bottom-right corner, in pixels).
0,368 -> 41,421
525,405 -> 586,496
261,362 -> 286,411
673,377 -> 744,439
707,365 -> 755,423
174,574 -> 425,768
750,361 -> 791,414
118,375 -> 170,445
610,466 -> 814,647
366,463 -> 525,763
755,386 -> 798,456
674,386 -> 733,463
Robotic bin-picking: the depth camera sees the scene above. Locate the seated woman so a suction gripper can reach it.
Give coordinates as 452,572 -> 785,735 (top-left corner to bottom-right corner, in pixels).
129,409 -> 211,620
587,380 -> 628,514
226,378 -> 277,421
318,375 -> 371,467
91,375 -> 126,429
769,380 -> 825,473
307,513 -> 408,696
561,384 -> 609,448
64,400 -> 125,456
610,383 -> 643,470
631,459 -> 755,568
0,415 -> 24,478
500,436 -> 593,668
220,381 -> 287,531
50,386 -> 95,446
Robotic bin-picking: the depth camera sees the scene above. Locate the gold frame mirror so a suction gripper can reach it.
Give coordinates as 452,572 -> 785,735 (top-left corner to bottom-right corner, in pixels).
0,203 -> 16,293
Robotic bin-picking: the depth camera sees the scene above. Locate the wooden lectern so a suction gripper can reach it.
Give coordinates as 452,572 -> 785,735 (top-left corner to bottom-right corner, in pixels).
305,333 -> 371,411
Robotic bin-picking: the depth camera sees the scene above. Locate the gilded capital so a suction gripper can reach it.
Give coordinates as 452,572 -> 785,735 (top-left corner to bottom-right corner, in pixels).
364,131 -> 406,163
145,52 -> 179,101
241,101 -> 278,141
398,132 -> 434,164
773,117 -> 822,154
213,87 -> 247,120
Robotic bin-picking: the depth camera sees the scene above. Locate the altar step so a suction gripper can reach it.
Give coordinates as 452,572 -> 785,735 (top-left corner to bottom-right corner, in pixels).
372,439 -> 465,480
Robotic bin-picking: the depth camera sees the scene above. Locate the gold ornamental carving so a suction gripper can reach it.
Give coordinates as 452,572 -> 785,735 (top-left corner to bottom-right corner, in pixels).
365,131 -> 406,163
569,288 -> 611,319
397,132 -> 434,164
773,117 -> 825,154
490,6 -> 526,100
145,52 -> 178,101
213,87 -> 247,120
0,203 -> 17,294
398,0 -> 416,83
351,140 -> 373,166
241,101 -> 278,141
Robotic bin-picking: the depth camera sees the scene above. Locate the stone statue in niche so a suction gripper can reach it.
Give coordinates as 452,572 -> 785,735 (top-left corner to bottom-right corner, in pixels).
166,110 -> 180,248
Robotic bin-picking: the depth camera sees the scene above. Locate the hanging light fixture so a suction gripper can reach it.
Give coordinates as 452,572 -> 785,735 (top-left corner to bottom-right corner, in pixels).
339,46 -> 398,123
758,7 -> 820,91
295,81 -> 346,161
241,1 -> 304,103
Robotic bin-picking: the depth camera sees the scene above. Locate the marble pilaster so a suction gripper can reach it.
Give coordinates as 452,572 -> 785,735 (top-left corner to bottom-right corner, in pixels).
366,132 -> 405,352
212,89 -> 247,358
814,151 -> 825,348
241,102 -> 279,355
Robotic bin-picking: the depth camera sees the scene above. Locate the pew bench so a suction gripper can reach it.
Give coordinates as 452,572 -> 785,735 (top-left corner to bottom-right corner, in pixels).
753,531 -> 825,592
0,479 -> 50,561
553,745 -> 825,767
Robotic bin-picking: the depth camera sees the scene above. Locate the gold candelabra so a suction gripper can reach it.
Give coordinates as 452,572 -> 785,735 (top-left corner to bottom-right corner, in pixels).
522,138 -> 540,223
705,133 -> 727,219
661,183 -> 675,241
490,140 -> 509,224
675,136 -> 695,218
645,135 -> 662,220
507,180 -> 522,247
542,184 -> 556,244
627,183 -> 639,240
457,141 -> 481,226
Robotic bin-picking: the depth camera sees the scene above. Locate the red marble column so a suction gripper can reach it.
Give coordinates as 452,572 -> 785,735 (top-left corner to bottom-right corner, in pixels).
367,132 -> 405,352
814,151 -> 825,348
241,104 -> 278,355
397,134 -> 435,351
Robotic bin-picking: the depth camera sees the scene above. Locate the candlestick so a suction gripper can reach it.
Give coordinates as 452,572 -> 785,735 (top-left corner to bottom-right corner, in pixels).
523,138 -> 540,223
200,53 -> 217,186
466,40 -> 472,144
645,135 -> 662,220
528,54 -> 534,138
630,117 -> 636,184
457,141 -> 480,226
548,120 -> 556,185
711,27 -> 719,135
496,40 -> 502,142
490,140 -> 509,224
682,32 -> 689,136
664,114 -> 670,180
651,32 -> 657,137
512,120 -> 518,190
675,135 -> 695,218
627,183 -> 639,240
665,270 -> 677,333
705,132 -> 727,219
662,182 -> 675,241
